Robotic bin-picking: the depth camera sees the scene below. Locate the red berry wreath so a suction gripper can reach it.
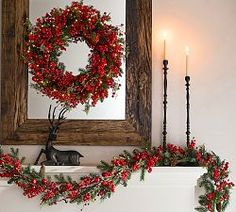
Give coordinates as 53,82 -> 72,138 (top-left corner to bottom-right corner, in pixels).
24,1 -> 125,109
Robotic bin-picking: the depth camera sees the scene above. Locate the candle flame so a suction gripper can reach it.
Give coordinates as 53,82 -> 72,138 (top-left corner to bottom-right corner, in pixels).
185,46 -> 190,55
162,31 -> 168,40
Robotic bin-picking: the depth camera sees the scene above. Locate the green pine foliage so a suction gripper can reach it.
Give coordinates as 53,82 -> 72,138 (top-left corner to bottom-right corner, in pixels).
0,143 -> 234,211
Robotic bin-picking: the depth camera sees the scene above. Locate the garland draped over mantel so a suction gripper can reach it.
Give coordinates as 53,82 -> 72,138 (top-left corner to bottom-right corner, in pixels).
0,141 -> 234,212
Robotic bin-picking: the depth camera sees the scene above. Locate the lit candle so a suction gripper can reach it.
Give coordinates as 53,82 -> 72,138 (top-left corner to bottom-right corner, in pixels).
162,32 -> 167,60
185,46 -> 190,76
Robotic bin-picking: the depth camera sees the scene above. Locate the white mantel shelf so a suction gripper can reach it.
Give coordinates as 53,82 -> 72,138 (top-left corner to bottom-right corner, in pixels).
0,167 -> 205,212
0,166 -> 205,187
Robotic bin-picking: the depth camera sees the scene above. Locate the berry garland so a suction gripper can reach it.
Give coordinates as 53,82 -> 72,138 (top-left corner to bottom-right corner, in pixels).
24,1 -> 125,110
0,141 -> 234,212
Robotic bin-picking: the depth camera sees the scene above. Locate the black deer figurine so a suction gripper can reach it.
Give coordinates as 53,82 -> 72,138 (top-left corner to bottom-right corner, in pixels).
34,105 -> 84,166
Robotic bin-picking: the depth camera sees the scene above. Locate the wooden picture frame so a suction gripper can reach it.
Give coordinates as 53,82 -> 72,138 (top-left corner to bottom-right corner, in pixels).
0,0 -> 152,146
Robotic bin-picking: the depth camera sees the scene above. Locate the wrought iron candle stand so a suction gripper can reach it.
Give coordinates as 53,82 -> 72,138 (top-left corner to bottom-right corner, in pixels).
162,59 -> 169,151
185,76 -> 191,147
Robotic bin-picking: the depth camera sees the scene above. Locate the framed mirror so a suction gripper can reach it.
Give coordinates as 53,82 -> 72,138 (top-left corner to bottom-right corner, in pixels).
1,0 -> 152,146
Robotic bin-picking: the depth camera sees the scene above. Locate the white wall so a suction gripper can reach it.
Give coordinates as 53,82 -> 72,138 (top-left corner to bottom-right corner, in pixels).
1,0 -> 236,211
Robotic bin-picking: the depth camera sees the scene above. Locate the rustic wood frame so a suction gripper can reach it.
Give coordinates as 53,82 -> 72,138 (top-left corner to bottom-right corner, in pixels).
1,0 -> 152,146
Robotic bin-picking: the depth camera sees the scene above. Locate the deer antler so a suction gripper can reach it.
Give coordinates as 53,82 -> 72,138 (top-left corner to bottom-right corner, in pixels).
48,105 -> 67,127
48,105 -> 58,126
57,107 -> 68,126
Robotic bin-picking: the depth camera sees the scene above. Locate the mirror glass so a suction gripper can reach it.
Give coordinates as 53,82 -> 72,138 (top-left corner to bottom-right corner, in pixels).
28,0 -> 126,120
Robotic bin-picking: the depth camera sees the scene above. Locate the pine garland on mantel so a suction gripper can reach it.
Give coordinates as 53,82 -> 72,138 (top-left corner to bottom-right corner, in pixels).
0,141 -> 234,212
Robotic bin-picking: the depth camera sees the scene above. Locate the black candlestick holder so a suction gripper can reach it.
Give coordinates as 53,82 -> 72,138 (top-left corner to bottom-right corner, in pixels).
162,59 -> 168,151
185,76 -> 191,146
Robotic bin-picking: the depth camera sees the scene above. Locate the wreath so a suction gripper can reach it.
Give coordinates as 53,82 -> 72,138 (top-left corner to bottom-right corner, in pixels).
24,1 -> 125,110
0,141 -> 234,212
